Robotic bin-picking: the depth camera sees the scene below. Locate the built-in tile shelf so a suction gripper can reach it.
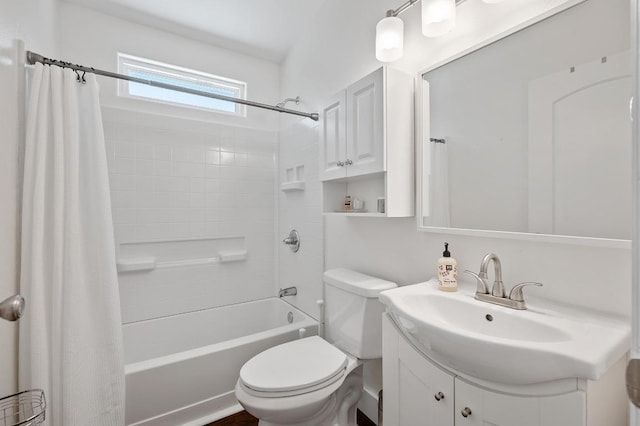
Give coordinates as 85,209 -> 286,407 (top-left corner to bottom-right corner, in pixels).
280,181 -> 305,192
281,164 -> 305,192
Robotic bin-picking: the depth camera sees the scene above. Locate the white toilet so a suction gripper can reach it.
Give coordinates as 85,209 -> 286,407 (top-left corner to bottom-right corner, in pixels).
235,268 -> 396,426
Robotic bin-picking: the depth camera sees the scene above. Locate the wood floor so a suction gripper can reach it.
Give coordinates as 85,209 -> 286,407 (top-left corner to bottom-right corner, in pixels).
206,410 -> 257,426
206,409 -> 376,426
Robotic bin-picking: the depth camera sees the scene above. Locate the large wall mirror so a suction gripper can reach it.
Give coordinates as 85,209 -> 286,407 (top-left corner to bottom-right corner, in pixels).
417,0 -> 631,247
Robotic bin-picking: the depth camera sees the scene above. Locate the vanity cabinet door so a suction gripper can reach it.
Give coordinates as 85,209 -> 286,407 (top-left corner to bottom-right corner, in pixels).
319,91 -> 347,181
383,314 -> 454,425
398,337 -> 454,425
454,378 -> 585,426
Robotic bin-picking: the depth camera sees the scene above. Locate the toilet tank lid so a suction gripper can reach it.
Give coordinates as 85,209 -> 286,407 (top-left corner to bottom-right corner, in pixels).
323,268 -> 397,298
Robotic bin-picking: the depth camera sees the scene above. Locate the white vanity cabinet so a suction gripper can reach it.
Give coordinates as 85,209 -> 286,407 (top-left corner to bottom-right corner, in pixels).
453,379 -> 584,426
319,67 -> 414,217
382,314 -> 627,426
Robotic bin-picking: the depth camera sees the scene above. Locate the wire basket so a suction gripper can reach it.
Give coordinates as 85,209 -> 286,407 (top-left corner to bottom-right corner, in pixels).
0,389 -> 45,426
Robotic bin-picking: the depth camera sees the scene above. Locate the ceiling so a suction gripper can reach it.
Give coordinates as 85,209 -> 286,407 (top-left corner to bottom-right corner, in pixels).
63,0 -> 327,63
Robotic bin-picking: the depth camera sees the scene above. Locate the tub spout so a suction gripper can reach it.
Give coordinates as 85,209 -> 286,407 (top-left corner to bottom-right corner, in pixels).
279,287 -> 297,297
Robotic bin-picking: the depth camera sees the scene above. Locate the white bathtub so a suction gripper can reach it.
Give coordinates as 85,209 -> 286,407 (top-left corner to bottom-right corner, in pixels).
123,298 -> 318,426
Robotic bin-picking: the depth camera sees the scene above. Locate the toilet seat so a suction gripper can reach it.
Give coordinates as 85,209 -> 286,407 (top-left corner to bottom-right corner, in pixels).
239,336 -> 348,398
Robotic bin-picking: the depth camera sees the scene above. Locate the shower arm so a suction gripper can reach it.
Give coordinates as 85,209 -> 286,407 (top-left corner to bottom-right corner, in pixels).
276,96 -> 301,109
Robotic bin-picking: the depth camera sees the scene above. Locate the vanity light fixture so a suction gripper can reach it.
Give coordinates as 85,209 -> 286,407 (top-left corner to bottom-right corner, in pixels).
422,0 -> 457,37
375,0 -> 510,62
376,11 -> 405,62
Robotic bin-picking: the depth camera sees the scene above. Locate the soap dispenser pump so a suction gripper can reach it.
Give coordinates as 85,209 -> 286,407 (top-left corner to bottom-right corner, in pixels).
437,242 -> 458,292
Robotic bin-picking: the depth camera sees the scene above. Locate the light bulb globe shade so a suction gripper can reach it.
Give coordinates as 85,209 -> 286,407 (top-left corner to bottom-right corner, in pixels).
422,0 -> 456,37
376,16 -> 404,62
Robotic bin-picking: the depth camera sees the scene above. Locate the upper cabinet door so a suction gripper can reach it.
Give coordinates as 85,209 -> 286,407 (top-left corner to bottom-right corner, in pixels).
319,91 -> 347,181
345,68 -> 385,177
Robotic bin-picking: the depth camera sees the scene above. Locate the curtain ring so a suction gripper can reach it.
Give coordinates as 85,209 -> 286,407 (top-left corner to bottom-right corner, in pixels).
74,69 -> 81,82
81,70 -> 86,84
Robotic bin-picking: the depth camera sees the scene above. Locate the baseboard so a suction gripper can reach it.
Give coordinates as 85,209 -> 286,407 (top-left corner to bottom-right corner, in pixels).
357,386 -> 379,426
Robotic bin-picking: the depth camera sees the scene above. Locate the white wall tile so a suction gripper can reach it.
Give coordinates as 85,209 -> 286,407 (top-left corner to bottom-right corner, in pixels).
136,143 -> 154,159
189,146 -> 205,163
136,176 -> 154,192
154,145 -> 171,161
136,159 -> 154,176
115,141 -> 135,158
220,152 -> 234,166
113,208 -> 137,224
206,150 -> 220,165
112,157 -> 136,174
172,146 -> 190,162
154,160 -> 172,176
235,153 -> 248,167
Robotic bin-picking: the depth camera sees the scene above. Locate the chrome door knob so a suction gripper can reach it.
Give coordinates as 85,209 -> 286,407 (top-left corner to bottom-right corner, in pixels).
336,161 -> 345,167
434,392 -> 445,402
461,407 -> 472,418
345,158 -> 353,165
0,294 -> 25,321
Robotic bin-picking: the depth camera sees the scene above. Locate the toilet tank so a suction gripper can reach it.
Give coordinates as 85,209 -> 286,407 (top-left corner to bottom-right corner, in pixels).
323,268 -> 397,359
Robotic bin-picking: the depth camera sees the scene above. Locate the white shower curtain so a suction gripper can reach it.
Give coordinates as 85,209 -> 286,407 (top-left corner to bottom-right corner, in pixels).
19,64 -> 125,425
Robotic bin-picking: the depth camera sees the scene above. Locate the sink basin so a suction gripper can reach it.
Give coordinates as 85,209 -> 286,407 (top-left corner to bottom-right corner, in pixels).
379,281 -> 630,386
423,295 -> 571,343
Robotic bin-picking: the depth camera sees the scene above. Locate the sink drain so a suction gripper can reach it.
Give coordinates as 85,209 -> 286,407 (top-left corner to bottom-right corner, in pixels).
485,314 -> 494,322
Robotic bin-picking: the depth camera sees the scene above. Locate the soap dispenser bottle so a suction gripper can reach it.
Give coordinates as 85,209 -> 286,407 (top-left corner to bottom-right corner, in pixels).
437,242 -> 457,292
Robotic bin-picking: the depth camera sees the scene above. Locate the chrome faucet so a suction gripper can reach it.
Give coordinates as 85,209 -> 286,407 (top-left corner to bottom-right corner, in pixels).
465,253 -> 542,310
479,253 -> 505,298
279,286 -> 298,297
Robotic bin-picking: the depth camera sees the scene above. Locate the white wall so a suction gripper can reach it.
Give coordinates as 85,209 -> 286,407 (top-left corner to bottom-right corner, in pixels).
0,0 -> 59,398
279,0 -> 632,419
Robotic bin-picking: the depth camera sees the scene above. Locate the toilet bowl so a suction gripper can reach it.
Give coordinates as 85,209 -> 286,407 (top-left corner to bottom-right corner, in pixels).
235,336 -> 363,425
235,268 -> 397,426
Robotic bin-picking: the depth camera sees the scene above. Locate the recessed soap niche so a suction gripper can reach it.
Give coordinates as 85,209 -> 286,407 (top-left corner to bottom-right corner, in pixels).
281,164 -> 305,192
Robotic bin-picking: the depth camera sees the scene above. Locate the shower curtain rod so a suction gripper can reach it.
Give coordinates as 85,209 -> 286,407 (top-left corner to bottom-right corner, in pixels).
26,51 -> 320,122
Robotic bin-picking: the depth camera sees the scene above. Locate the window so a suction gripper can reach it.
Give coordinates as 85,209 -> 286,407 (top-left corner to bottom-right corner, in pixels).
117,53 -> 247,116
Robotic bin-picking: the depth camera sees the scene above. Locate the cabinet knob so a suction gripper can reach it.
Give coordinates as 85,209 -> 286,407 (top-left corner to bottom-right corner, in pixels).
461,407 -> 472,418
336,161 -> 345,167
434,392 -> 445,402
345,158 -> 353,165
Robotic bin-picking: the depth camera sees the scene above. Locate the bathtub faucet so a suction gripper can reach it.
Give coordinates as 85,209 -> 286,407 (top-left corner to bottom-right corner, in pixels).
279,287 -> 297,297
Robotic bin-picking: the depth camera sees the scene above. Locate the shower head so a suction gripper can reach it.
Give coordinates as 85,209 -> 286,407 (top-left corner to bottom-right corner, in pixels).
0,294 -> 25,321
276,96 -> 300,109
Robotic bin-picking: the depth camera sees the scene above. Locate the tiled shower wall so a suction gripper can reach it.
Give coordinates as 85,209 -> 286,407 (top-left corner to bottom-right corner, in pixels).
102,108 -> 278,322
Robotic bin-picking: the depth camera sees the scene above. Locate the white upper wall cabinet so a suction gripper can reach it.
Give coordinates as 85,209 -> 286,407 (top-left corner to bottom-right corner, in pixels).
344,68 -> 384,178
320,67 -> 414,217
320,67 -> 399,180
